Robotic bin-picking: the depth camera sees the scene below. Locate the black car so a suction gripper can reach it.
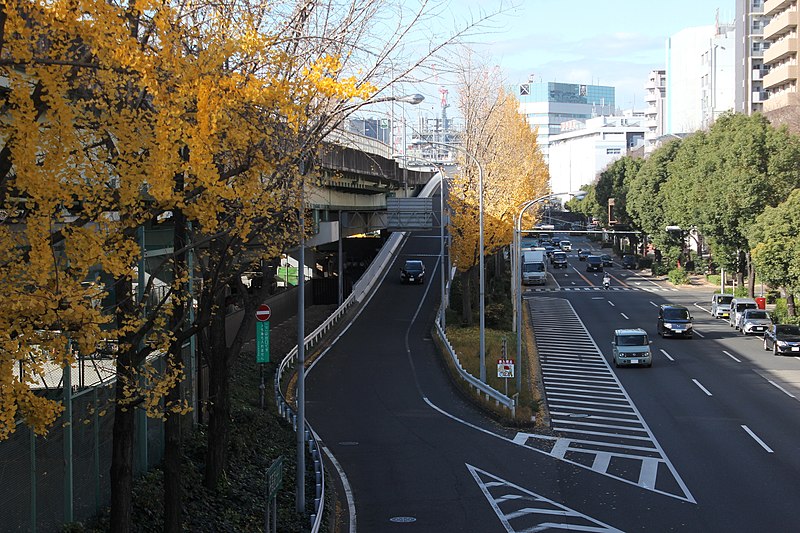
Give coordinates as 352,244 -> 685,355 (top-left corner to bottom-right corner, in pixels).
657,304 -> 693,338
622,254 -> 638,269
400,259 -> 425,284
551,251 -> 568,269
586,255 -> 603,272
764,324 -> 800,355
577,249 -> 590,261
600,254 -> 613,267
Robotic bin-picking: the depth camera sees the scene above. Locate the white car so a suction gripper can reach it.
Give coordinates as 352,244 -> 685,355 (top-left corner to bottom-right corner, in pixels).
737,309 -> 772,335
711,293 -> 734,319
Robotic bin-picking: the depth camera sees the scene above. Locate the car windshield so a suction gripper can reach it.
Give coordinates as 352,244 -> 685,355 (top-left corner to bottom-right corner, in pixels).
588,256 -> 600,263
746,311 -> 768,319
554,252 -> 566,259
717,295 -> 734,304
524,263 -> 545,272
777,325 -> 800,336
617,334 -> 648,346
404,261 -> 423,271
664,308 -> 689,320
737,303 -> 757,311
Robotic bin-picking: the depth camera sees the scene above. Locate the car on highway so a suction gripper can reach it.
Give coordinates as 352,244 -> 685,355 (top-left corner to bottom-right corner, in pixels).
600,254 -> 613,267
737,308 -> 772,335
577,249 -> 590,261
544,244 -> 555,257
611,328 -> 652,367
559,240 -> 572,251
400,259 -> 425,284
551,251 -> 568,269
657,304 -> 693,338
711,293 -> 734,319
622,254 -> 638,269
763,324 -> 800,355
586,255 -> 603,272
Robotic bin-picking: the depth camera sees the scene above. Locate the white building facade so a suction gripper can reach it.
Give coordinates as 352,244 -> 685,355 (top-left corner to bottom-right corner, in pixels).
548,114 -> 647,193
735,0 -> 769,115
643,69 -> 667,154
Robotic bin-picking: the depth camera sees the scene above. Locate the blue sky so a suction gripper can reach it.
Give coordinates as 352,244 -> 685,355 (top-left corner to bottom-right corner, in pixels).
422,0 -> 734,112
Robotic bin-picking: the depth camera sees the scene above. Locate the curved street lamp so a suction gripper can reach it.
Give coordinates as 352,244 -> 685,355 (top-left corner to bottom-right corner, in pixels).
514,191 -> 585,393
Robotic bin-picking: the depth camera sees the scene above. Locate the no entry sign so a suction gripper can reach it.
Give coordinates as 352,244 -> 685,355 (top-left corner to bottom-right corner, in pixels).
256,304 -> 271,322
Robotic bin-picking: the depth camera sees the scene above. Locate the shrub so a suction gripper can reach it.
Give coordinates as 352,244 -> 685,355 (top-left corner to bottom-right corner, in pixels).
668,267 -> 690,285
638,257 -> 653,270
706,274 -> 721,287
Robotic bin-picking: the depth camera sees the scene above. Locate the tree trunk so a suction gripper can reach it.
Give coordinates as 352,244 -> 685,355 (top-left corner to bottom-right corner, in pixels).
736,249 -> 746,291
109,363 -> 135,533
460,269 -> 472,326
746,252 -> 756,298
204,305 -> 230,489
788,292 -> 797,317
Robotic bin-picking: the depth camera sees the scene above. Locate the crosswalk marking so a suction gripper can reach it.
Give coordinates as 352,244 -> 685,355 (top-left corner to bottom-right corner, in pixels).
520,296 -> 696,503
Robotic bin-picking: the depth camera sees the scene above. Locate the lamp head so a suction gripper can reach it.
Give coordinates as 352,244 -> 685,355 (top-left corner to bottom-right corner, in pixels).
396,93 -> 425,105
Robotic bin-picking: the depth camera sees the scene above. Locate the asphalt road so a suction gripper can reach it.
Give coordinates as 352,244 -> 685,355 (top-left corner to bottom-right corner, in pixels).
307,230 -> 800,532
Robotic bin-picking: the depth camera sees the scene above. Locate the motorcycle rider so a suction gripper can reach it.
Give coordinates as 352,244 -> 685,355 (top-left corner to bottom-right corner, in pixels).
603,272 -> 611,289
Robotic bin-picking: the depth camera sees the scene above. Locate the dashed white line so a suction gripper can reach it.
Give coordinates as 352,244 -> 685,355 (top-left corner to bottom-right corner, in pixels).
694,303 -> 711,315
650,301 -> 659,307
660,349 -> 674,362
723,350 -> 741,363
693,330 -> 705,338
768,380 -> 796,398
608,300 -> 616,307
692,379 -> 713,396
742,425 -> 774,453
620,313 -> 629,320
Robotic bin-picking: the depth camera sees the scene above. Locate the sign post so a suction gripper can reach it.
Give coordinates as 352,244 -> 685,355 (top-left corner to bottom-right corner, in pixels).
497,358 -> 514,397
256,304 -> 271,408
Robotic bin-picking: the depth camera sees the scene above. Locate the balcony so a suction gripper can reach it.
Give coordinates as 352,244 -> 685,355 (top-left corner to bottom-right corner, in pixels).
752,90 -> 768,102
764,89 -> 800,112
764,36 -> 798,64
765,0 -> 794,17
763,8 -> 798,41
763,62 -> 799,88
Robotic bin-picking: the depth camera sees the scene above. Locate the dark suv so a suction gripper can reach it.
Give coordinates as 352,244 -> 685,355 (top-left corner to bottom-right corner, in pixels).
622,254 -> 638,269
400,259 -> 425,284
586,255 -> 603,272
657,304 -> 693,338
551,251 -> 568,269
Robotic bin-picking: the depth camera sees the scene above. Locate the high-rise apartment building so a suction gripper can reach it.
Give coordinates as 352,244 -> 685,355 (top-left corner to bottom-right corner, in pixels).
516,81 -> 615,162
643,70 -> 667,153
761,0 -> 800,123
735,0 -> 769,114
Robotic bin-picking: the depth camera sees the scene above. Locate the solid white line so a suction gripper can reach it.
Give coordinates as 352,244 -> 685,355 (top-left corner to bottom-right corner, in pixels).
660,349 -> 675,362
693,330 -> 705,338
620,313 -> 629,320
742,425 -> 774,453
320,444 -> 357,533
608,300 -> 616,307
768,380 -> 796,398
694,303 -> 711,315
692,379 -> 713,396
723,350 -> 741,363
650,301 -> 659,307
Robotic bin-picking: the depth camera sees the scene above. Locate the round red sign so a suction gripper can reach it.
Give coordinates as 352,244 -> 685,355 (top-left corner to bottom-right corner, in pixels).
255,304 -> 271,322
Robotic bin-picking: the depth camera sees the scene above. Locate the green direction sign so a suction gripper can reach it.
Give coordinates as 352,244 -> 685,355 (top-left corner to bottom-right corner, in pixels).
256,320 -> 270,363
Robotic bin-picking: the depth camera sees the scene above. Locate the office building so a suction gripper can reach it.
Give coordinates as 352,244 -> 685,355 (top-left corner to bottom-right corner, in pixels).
517,81 -> 615,162
643,70 -> 667,154
347,117 -> 392,144
548,113 -> 646,193
735,0 -> 769,115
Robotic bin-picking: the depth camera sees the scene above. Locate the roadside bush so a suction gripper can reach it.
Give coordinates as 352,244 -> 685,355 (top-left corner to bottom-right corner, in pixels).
485,302 -> 511,329
706,274 -> 721,287
638,257 -> 653,270
766,289 -> 781,304
667,267 -> 690,285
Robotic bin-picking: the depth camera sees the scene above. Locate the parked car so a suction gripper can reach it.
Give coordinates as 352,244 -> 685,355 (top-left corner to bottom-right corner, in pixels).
657,304 -> 693,338
600,254 -> 613,267
586,255 -> 603,272
729,297 -> 759,328
622,254 -> 638,269
711,293 -> 734,319
551,251 -> 568,269
737,308 -> 772,335
612,328 -> 652,367
577,249 -> 590,261
400,259 -> 425,284
764,324 -> 800,355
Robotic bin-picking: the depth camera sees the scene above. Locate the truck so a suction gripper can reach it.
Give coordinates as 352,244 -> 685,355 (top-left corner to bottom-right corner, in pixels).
522,250 -> 547,285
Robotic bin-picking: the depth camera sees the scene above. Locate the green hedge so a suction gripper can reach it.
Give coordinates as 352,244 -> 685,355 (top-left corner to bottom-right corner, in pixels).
668,267 -> 690,285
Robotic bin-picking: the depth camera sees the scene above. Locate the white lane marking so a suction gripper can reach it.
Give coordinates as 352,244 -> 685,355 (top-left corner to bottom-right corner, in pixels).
608,300 -> 616,307
694,303 -> 712,315
660,349 -> 675,362
592,297 -> 604,300
692,379 -> 713,396
620,313 -> 629,320
319,443 -> 357,533
693,330 -> 705,338
768,380 -> 796,398
723,350 -> 741,363
742,425 -> 774,453
650,301 -> 659,307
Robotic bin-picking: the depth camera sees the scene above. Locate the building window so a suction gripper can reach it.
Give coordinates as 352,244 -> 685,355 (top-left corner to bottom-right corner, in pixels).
519,84 -> 530,96
606,148 -> 621,155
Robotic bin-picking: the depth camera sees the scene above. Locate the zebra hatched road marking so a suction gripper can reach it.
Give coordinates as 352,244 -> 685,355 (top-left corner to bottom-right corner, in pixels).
520,296 -> 695,503
467,464 -> 624,533
525,286 -> 678,293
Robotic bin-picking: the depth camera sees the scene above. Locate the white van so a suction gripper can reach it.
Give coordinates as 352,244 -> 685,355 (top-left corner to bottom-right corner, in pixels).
729,297 -> 758,328
711,293 -> 734,319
